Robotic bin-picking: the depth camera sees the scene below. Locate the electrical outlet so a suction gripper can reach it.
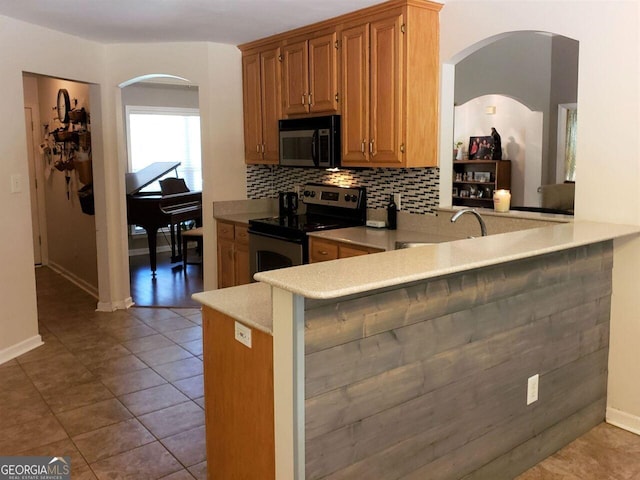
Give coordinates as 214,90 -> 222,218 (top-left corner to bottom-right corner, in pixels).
393,193 -> 401,211
234,321 -> 252,348
527,374 -> 539,405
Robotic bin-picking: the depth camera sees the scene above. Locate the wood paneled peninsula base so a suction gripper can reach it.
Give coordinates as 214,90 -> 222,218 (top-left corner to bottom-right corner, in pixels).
194,221 -> 640,480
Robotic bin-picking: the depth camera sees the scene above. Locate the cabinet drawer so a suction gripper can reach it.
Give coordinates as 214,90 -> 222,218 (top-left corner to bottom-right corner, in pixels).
339,244 -> 371,258
217,221 -> 235,240
310,239 -> 339,263
235,225 -> 249,245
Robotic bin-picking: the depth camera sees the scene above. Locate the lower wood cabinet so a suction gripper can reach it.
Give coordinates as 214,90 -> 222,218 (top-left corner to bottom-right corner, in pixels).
309,237 -> 383,263
203,307 -> 275,479
217,220 -> 251,288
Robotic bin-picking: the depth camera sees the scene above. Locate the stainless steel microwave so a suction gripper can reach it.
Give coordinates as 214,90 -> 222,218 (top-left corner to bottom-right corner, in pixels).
279,115 -> 340,168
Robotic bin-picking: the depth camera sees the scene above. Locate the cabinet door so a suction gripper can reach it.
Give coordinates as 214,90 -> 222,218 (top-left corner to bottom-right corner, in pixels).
282,41 -> 309,115
309,32 -> 338,113
260,47 -> 282,164
338,244 -> 370,258
234,242 -> 251,286
217,238 -> 236,288
370,14 -> 404,165
234,225 -> 251,285
341,24 -> 370,166
242,53 -> 264,164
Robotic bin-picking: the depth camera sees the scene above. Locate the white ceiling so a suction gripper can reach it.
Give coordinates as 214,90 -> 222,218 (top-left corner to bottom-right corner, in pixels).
0,0 -> 429,45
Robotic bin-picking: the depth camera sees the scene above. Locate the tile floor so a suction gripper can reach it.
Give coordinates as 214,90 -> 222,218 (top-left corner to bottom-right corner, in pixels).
0,267 -> 206,479
3,267 -> 640,479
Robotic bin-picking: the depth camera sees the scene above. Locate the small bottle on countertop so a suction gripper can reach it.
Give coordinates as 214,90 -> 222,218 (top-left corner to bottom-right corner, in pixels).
387,194 -> 397,230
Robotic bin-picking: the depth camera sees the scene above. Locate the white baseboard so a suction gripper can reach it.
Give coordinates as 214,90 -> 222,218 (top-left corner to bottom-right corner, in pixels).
606,407 -> 640,435
96,297 -> 135,312
0,335 -> 43,365
48,261 -> 99,299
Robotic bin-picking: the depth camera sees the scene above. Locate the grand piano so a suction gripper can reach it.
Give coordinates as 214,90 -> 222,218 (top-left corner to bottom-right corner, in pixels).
126,162 -> 202,275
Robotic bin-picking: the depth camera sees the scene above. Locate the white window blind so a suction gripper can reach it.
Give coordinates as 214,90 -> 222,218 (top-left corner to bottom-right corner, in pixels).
126,106 -> 202,192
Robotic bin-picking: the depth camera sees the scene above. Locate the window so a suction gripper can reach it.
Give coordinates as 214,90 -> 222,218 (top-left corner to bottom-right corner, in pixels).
126,106 -> 202,192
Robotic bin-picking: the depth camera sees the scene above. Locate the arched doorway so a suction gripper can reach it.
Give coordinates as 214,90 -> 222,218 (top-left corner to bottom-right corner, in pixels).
119,75 -> 203,307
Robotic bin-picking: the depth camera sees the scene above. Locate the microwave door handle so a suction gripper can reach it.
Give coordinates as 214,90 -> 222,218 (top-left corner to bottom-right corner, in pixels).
311,130 -> 319,166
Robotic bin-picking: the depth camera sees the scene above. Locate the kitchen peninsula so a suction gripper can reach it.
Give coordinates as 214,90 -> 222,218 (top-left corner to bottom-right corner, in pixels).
195,221 -> 639,479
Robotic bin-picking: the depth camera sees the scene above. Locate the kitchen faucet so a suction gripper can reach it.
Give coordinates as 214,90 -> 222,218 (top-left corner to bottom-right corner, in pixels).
450,208 -> 488,237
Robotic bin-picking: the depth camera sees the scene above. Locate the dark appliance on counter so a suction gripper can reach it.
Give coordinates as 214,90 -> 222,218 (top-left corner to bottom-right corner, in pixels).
278,191 -> 299,217
279,114 -> 340,168
248,183 -> 366,277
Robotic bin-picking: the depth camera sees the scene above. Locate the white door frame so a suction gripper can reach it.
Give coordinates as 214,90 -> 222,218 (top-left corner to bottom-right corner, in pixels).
24,104 -> 49,266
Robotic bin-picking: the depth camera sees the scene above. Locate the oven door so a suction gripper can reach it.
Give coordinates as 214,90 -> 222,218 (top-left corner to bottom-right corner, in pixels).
248,231 -> 307,279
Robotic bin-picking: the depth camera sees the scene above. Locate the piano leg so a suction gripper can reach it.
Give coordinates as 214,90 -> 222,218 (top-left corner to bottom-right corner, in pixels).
170,222 -> 184,264
143,226 -> 159,275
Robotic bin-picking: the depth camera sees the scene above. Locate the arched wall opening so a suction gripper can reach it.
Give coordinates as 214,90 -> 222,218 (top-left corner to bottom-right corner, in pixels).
440,30 -> 579,213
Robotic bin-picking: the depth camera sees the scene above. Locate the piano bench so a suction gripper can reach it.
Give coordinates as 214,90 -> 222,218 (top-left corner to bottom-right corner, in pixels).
182,227 -> 204,270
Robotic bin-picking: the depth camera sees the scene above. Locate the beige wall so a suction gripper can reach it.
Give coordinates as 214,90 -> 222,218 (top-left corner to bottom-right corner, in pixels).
0,17 -> 245,362
0,16 -> 105,362
438,0 -> 640,433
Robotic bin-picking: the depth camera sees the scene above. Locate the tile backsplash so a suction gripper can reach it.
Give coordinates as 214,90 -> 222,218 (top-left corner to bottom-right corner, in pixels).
246,165 -> 440,214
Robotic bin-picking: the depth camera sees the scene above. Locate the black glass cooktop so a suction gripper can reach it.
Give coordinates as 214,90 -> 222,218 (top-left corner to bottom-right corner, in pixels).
248,214 -> 363,241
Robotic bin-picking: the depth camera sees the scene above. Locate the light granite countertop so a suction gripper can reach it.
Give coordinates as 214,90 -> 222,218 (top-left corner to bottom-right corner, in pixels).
308,226 -> 461,251
255,221 -> 640,300
192,282 -> 272,334
214,211 -> 276,225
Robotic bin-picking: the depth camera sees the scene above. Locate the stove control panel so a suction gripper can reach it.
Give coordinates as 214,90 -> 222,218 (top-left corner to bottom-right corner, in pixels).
302,183 -> 365,209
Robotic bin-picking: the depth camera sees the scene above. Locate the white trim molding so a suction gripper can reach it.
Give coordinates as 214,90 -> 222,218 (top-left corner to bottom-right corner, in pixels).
48,261 -> 98,299
96,297 -> 135,312
0,335 -> 43,365
607,407 -> 640,436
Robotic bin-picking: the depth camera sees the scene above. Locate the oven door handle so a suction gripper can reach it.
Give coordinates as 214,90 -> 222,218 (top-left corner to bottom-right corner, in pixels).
248,229 -> 305,245
311,130 -> 319,167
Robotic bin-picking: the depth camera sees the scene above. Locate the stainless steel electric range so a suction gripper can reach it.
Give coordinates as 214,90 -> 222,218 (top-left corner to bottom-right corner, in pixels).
248,183 -> 367,277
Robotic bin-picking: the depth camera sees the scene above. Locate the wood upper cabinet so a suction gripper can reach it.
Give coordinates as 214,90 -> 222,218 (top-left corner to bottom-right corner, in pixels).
282,41 -> 309,115
370,15 -> 403,165
242,53 -> 263,164
282,32 -> 338,116
239,0 -> 441,168
341,24 -> 370,164
308,33 -> 339,113
341,4 -> 441,168
342,13 -> 403,167
242,44 -> 281,164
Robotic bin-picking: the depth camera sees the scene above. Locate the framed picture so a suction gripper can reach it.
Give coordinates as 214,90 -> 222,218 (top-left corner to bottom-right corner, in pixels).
474,171 -> 491,183
468,136 -> 495,160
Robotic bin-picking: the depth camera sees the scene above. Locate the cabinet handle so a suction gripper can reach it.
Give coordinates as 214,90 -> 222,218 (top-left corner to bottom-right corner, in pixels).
319,251 -> 328,255
369,139 -> 375,154
361,140 -> 366,154
308,93 -> 313,105
256,144 -> 260,153
261,144 -> 265,153
302,93 -> 306,105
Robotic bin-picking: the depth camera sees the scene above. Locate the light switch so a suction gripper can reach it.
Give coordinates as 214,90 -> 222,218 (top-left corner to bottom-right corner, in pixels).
10,174 -> 23,193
